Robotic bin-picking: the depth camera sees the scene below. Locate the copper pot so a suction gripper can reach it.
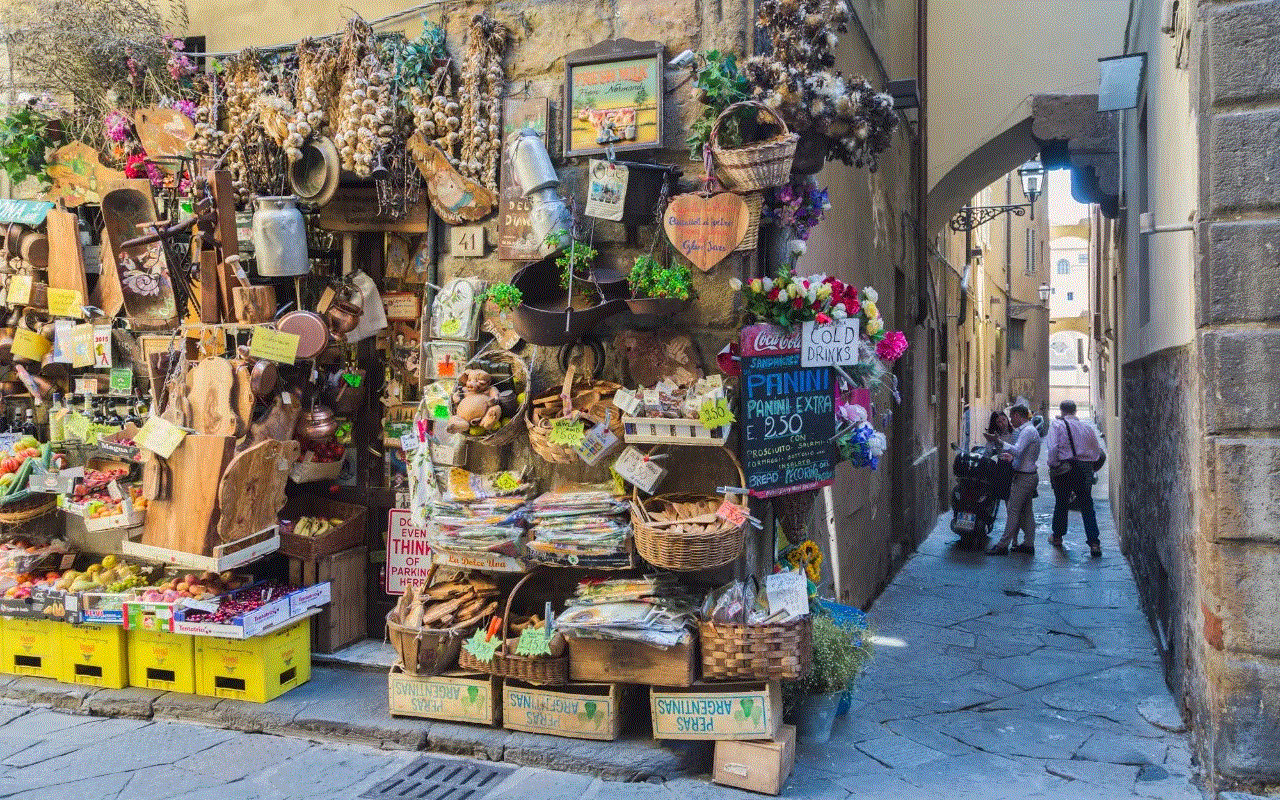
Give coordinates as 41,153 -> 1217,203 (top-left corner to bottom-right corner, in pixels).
325,299 -> 362,335
276,310 -> 330,360
296,404 -> 338,441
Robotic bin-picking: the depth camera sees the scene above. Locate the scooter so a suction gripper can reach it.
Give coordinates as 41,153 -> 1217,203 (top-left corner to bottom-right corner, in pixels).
950,444 -> 1000,550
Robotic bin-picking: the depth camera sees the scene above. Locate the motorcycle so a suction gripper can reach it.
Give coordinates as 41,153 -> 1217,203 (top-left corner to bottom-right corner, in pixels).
950,444 -> 1001,550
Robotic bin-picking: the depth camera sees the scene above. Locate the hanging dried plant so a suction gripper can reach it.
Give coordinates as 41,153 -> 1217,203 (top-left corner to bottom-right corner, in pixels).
457,13 -> 507,191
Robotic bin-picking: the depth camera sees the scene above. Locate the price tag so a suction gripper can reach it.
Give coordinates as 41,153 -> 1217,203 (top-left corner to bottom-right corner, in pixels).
74,377 -> 97,395
342,372 -> 363,387
493,472 -> 521,493
382,292 -> 421,321
399,431 -> 419,452
106,480 -> 124,501
93,326 -> 112,368
109,368 -> 133,394
12,327 -> 51,362
715,499 -> 750,528
575,421 -> 621,466
248,327 -> 300,365
612,387 -> 642,416
136,415 -> 187,458
7,274 -> 32,306
514,626 -> 553,657
47,287 -> 84,318
612,446 -> 668,494
765,569 -> 810,618
698,398 -> 736,429
462,629 -> 500,663
181,598 -> 220,613
548,418 -> 586,447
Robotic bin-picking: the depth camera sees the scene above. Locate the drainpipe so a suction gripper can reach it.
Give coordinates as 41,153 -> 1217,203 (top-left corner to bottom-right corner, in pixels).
1005,172 -> 1012,371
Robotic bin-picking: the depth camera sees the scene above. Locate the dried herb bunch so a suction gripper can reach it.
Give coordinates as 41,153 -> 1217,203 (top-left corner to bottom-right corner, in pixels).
1,0 -> 195,150
745,0 -> 898,170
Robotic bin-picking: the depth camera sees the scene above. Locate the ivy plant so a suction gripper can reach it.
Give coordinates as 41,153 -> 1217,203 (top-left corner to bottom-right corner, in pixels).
686,50 -> 752,160
0,104 -> 54,189
628,255 -> 692,300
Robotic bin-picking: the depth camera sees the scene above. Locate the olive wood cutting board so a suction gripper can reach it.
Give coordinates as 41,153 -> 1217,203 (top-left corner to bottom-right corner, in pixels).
185,357 -> 237,436
44,205 -> 90,301
216,438 -> 298,544
141,433 -> 236,554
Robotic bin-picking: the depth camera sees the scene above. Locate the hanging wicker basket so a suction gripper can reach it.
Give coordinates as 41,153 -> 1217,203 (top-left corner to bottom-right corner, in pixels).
450,348 -> 531,448
457,569 -> 570,686
700,616 -> 812,681
711,101 -> 799,192
735,192 -> 763,252
632,445 -> 747,572
527,364 -> 625,464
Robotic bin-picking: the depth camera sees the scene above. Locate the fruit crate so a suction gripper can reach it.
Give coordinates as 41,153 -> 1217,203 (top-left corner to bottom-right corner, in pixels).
171,581 -> 331,639
0,617 -> 63,677
287,546 -> 366,654
127,627 -> 195,693
194,618 -> 312,703
277,495 -> 367,560
60,623 -> 128,689
121,525 -> 281,572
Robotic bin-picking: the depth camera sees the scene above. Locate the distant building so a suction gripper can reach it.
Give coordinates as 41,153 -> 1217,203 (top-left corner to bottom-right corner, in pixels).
1049,222 -> 1095,420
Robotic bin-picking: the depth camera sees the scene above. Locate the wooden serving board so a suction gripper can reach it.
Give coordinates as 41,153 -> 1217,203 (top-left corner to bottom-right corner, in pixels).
100,186 -> 178,329
245,389 -> 301,450
229,360 -> 254,438
141,434 -> 236,555
185,357 -> 237,436
44,206 -> 89,301
216,438 -> 298,544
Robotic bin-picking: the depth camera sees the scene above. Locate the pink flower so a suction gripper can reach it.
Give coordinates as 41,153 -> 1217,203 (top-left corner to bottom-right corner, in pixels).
876,330 -> 908,361
815,312 -> 832,324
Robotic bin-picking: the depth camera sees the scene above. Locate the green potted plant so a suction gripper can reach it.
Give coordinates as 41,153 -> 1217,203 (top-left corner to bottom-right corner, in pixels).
783,613 -> 873,743
686,50 -> 753,160
481,282 -> 523,313
626,254 -> 693,315
507,230 -> 628,345
0,98 -> 59,191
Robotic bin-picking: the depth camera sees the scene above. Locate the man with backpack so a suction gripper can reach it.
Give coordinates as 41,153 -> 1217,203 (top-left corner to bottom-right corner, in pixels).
1046,400 -> 1106,557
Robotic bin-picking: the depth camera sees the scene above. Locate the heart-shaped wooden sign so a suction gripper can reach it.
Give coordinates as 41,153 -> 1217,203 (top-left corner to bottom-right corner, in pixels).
663,191 -> 750,272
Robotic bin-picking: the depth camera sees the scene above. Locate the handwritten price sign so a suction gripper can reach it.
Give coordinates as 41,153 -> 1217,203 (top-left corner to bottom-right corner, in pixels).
698,398 -> 736,429
548,418 -> 586,447
715,499 -> 750,528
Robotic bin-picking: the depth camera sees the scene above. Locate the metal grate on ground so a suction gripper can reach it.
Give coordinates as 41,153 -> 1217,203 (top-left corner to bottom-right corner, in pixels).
361,755 -> 516,800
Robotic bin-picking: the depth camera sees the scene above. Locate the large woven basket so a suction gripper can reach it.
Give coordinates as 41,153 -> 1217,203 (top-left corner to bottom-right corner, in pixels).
632,445 -> 747,571
700,616 -> 812,681
457,570 -> 570,685
385,567 -> 486,676
735,192 -> 763,252
527,364 -> 624,464
452,348 -> 530,447
711,101 -> 799,192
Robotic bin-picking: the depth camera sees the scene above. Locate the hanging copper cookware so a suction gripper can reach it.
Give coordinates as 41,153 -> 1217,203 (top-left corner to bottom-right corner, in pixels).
296,403 -> 339,441
276,310 -> 330,360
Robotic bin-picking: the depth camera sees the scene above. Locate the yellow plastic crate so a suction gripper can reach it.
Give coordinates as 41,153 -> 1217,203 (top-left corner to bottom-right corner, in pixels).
194,620 -> 311,703
1,617 -> 63,677
128,628 -> 195,693
60,623 -> 128,689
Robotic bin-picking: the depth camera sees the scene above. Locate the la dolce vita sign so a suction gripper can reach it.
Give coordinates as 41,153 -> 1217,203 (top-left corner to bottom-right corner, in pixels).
800,318 -> 861,367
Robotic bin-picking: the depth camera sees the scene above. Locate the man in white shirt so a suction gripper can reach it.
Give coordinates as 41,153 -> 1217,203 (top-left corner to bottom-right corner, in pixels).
985,404 -> 1040,555
1046,400 -> 1105,557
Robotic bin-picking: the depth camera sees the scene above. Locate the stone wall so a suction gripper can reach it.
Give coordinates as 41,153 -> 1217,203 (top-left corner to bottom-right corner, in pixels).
1193,0 -> 1280,787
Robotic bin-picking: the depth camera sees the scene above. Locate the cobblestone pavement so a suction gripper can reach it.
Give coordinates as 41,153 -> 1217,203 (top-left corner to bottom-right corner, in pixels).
0,483 -> 1205,799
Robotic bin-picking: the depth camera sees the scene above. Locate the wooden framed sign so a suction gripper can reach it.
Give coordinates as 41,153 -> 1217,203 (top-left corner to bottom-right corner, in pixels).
739,323 -> 836,498
564,39 -> 664,158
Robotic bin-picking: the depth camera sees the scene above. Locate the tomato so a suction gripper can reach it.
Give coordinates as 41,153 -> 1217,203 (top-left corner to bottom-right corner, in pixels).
1,458 -> 17,473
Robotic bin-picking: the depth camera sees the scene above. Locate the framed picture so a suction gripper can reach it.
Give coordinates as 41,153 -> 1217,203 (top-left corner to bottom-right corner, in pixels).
563,38 -> 664,158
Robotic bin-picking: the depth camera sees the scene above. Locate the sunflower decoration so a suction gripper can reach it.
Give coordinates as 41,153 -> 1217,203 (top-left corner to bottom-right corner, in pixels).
781,539 -> 823,584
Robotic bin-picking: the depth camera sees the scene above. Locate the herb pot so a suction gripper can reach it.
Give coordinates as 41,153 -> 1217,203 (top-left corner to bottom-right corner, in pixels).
792,691 -> 842,744
625,296 -> 691,316
508,252 -> 628,346
251,195 -> 310,277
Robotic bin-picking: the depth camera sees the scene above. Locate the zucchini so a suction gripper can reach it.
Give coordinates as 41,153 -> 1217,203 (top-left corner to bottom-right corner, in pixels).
6,457 -> 35,498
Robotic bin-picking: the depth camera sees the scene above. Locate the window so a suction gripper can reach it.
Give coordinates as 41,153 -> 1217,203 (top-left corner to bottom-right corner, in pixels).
1067,291 -> 1075,301
1056,259 -> 1071,275
1009,318 -> 1025,351
1025,230 -> 1036,275
1078,253 -> 1088,264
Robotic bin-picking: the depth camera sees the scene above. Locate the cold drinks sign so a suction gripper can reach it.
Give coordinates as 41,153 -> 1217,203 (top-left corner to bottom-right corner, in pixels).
739,323 -> 836,498
801,318 -> 861,367
386,509 -> 431,594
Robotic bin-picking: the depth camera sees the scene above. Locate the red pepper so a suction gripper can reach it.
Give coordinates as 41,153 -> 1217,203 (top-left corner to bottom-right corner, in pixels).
485,616 -> 502,641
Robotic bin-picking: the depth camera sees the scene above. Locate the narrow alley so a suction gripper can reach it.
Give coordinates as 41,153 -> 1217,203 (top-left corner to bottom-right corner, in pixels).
0,484 -> 1205,800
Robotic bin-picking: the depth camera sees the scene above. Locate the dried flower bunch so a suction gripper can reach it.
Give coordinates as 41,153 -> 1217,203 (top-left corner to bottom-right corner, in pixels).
745,0 -> 899,170
457,14 -> 508,191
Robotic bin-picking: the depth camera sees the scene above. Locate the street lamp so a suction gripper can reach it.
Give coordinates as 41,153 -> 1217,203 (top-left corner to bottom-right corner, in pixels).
1037,283 -> 1051,302
949,159 -> 1047,232
1008,284 -> 1053,315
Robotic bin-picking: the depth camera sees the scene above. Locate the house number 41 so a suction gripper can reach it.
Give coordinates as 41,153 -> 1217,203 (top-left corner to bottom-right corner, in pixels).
450,225 -> 485,257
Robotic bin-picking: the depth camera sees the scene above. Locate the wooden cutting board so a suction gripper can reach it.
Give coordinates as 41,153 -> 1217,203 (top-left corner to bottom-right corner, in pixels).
244,389 -> 301,450
141,434 -> 235,554
216,438 -> 298,543
229,360 -> 254,438
100,186 -> 178,329
185,357 -> 237,436
45,206 -> 89,301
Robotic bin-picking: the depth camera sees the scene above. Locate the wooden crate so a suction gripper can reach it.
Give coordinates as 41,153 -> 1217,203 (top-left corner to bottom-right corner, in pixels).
388,666 -> 501,726
288,545 -> 367,654
623,417 -> 729,446
503,680 -> 623,741
278,495 -> 368,559
651,681 -> 782,741
713,724 -> 796,795
567,633 -> 697,686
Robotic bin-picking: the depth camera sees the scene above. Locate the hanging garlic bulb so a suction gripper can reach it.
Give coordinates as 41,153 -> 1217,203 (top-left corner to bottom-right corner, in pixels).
457,14 -> 508,191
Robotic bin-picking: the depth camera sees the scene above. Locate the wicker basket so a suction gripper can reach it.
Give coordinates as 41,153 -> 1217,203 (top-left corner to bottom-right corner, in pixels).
385,568 -> 485,676
711,102 -> 799,192
735,192 -> 763,252
700,616 -> 812,681
527,364 -> 624,464
632,445 -> 747,572
0,495 -> 56,526
452,348 -> 531,447
457,570 -> 570,685
773,489 -> 819,544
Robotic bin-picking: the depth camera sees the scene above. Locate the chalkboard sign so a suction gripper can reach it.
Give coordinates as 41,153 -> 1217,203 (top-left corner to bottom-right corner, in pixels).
739,323 -> 836,498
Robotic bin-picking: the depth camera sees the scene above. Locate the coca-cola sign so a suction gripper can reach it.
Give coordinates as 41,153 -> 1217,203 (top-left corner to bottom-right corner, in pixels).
740,323 -> 802,357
